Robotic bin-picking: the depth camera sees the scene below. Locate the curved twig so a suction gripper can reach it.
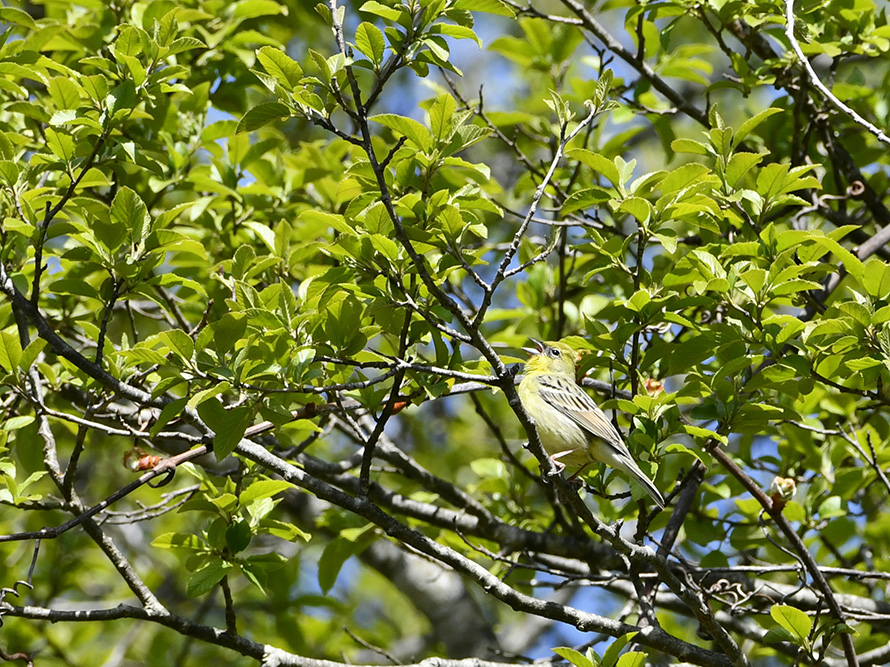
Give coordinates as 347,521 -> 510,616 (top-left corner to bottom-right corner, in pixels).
785,0 -> 890,147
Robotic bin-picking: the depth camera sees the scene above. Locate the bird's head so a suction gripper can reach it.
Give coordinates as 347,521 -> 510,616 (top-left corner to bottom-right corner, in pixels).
522,339 -> 578,376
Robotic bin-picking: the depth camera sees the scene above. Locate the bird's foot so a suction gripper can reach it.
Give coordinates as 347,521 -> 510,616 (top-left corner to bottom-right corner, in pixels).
545,455 -> 567,478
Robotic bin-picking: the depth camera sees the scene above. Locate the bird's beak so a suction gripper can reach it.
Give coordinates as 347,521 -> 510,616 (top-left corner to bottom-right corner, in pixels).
522,338 -> 544,356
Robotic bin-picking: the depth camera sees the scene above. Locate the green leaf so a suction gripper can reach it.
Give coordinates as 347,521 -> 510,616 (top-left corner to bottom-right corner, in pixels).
671,138 -> 709,155
545,89 -> 572,126
370,113 -> 432,151
45,128 -> 76,163
763,627 -> 798,645
107,80 -> 137,118
428,94 -> 456,142
299,210 -> 357,236
19,339 -> 46,371
770,604 -> 813,642
567,149 -> 622,189
661,163 -> 711,193
355,22 -> 386,66
187,560 -> 231,597
453,0 -> 515,16
167,36 -> 206,56
150,397 -> 189,438
741,268 -> 766,293
665,442 -> 707,464
368,234 -> 400,260
242,552 -> 288,593
152,273 -> 208,298
0,332 -> 23,373
809,235 -> 864,283
152,532 -> 206,550
3,416 -> 34,431
0,160 -> 19,187
49,110 -> 78,127
111,186 -> 150,245
215,313 -> 248,354
552,647 -> 597,667
0,7 -> 38,29
0,63 -> 46,86
119,53 -> 146,86
49,279 -> 100,299
187,382 -> 232,411
724,152 -> 765,187
237,102 -> 293,133
358,1 -> 402,21
428,23 -> 482,46
756,163 -> 790,200
318,537 -> 369,593
602,632 -> 638,667
245,221 -> 276,252
561,187 -> 613,215
196,398 -> 252,461
47,77 -> 82,111
226,519 -> 252,553
615,653 -> 646,667
771,279 -> 822,296
239,480 -> 294,506
232,0 -> 286,20
157,329 -> 194,362
862,257 -> 890,298
256,47 -> 303,90
678,424 -> 727,445
127,339 -> 173,371
734,107 -> 782,145
259,519 -> 311,542
114,26 -> 143,57
617,197 -> 652,223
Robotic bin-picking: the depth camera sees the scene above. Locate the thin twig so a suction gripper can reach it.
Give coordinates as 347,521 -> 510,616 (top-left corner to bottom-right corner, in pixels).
0,447 -> 207,544
220,575 -> 237,635
785,0 -> 890,147
710,446 -> 859,667
31,129 -> 110,305
479,103 -> 600,321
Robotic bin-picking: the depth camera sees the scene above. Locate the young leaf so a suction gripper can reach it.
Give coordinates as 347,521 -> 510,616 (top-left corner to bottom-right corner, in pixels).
734,107 -> 782,146
239,480 -> 295,506
552,647 -> 597,667
770,604 -> 813,642
110,186 -> 150,246
186,560 -> 231,597
237,102 -> 293,133
196,398 -> 253,461
0,332 -> 23,373
256,46 -> 303,90
355,22 -> 386,67
370,113 -> 432,151
358,1 -> 402,21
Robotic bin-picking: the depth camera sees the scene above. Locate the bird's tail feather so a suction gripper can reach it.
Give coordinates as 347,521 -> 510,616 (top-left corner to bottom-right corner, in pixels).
616,455 -> 665,509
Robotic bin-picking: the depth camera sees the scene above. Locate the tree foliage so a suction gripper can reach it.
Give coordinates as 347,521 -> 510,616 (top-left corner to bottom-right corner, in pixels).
1,0 -> 890,665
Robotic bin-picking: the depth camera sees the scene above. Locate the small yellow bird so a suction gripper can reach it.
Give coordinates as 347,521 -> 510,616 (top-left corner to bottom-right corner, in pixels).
518,339 -> 665,508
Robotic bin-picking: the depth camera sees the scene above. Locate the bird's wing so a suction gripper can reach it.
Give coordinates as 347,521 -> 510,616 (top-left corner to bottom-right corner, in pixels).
537,373 -> 666,508
536,374 -> 626,447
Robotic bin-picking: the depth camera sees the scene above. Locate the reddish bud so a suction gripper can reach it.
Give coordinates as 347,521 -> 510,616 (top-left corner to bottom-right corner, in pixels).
123,446 -> 163,472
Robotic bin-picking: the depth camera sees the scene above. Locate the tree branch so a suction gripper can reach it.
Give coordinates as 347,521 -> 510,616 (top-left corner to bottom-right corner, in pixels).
710,446 -> 859,667
785,0 -> 890,147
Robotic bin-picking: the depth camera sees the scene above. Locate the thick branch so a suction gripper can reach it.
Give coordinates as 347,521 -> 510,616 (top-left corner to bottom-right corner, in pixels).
236,438 -> 733,667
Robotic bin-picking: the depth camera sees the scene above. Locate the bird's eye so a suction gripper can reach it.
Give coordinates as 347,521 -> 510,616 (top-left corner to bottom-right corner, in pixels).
549,348 -> 560,357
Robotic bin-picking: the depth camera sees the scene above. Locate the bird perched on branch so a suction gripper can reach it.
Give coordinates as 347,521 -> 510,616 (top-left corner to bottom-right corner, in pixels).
518,339 -> 665,509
